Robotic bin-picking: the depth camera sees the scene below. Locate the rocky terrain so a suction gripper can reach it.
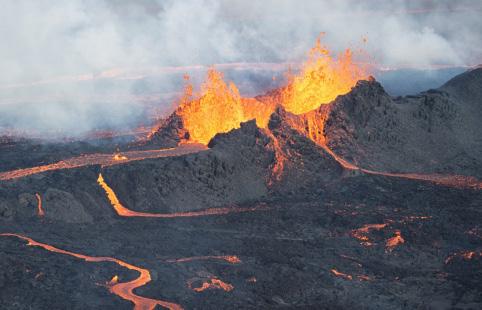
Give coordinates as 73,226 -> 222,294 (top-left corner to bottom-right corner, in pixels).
0,68 -> 481,309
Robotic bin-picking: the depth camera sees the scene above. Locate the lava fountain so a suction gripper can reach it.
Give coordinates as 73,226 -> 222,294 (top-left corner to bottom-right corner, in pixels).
280,36 -> 369,114
174,37 -> 369,145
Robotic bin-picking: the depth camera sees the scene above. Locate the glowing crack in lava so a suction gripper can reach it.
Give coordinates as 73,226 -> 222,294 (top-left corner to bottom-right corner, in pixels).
97,173 -> 267,218
165,255 -> 241,264
330,269 -> 353,280
0,233 -> 182,310
351,223 -> 388,246
445,250 -> 481,264
35,193 -> 45,217
175,37 -> 368,145
187,277 -> 234,292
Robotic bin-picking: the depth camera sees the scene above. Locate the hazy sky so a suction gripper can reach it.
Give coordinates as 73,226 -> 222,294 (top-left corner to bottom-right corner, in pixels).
1,0 -> 481,136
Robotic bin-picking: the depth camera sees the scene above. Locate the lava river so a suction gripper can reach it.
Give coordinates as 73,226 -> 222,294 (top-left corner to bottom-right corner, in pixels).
0,143 -> 206,181
0,233 -> 182,310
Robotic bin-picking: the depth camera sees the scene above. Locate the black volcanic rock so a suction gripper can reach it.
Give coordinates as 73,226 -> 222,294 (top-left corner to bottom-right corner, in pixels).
101,118 -> 343,213
267,107 -> 344,196
321,70 -> 482,177
441,67 -> 482,101
141,112 -> 189,148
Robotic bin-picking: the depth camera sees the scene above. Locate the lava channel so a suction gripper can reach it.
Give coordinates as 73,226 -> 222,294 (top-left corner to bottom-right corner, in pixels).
165,255 -> 241,264
0,233 -> 182,310
35,193 -> 45,217
97,173 -> 267,218
0,144 -> 206,181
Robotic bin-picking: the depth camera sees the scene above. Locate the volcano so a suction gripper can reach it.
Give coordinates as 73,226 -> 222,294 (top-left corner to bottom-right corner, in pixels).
1,49 -> 481,309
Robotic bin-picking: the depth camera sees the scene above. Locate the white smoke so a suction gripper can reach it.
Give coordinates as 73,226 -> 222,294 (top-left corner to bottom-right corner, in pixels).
1,0 -> 481,136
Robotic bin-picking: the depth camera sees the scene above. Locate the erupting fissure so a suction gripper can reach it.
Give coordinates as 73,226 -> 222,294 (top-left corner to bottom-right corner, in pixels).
280,36 -> 369,114
0,233 -> 182,310
174,36 -> 368,145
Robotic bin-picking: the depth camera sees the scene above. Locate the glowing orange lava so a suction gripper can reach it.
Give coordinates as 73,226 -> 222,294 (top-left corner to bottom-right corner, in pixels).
0,233 -> 182,310
357,275 -> 372,281
97,173 -> 268,218
0,144 -> 206,181
175,37 -> 368,145
176,70 -> 273,144
108,275 -> 119,285
35,193 -> 45,217
113,154 -> 128,161
188,277 -> 234,292
166,255 -> 241,264
331,269 -> 353,280
352,223 -> 388,246
281,36 -> 368,114
386,230 -> 405,251
445,250 -> 481,264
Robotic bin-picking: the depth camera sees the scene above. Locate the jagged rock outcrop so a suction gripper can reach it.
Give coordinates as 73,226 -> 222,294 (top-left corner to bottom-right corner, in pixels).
103,120 -> 274,213
141,112 -> 190,148
319,69 -> 482,176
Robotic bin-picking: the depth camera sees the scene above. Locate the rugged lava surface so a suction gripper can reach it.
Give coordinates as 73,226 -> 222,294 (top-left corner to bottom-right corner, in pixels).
1,68 -> 481,309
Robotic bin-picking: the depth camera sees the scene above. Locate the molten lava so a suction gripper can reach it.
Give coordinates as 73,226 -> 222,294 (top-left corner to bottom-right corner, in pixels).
188,277 -> 234,292
35,193 -> 45,217
445,250 -> 481,264
97,173 -> 268,218
352,223 -> 388,246
386,230 -> 405,251
174,37 -> 368,145
166,255 -> 241,264
0,144 -> 206,181
0,233 -> 182,310
331,269 -> 353,280
176,70 -> 275,144
281,36 -> 368,114
113,154 -> 128,161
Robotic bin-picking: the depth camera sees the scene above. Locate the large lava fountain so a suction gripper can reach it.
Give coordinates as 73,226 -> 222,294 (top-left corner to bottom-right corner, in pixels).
175,37 -> 369,145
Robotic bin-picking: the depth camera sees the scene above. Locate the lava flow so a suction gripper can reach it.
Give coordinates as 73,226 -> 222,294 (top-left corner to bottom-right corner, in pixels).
351,223 -> 388,246
35,193 -> 45,217
0,233 -> 182,310
445,250 -> 481,264
187,277 -> 234,292
0,144 -> 206,181
97,173 -> 267,218
165,255 -> 241,264
331,269 -> 353,280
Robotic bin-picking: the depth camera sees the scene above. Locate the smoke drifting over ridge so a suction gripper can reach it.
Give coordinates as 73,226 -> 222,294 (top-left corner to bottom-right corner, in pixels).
1,0 -> 481,137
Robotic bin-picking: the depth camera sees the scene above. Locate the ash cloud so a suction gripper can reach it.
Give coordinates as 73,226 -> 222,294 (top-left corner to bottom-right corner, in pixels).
1,0 -> 481,137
